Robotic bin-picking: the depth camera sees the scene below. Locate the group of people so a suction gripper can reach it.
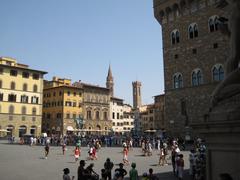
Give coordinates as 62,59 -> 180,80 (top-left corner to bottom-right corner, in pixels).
62,158 -> 159,180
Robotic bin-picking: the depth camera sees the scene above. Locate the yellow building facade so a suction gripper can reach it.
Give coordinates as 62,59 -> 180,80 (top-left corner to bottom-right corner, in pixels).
42,77 -> 83,136
0,57 -> 47,137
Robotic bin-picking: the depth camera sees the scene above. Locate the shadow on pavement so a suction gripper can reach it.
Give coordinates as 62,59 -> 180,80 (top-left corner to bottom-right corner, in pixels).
124,170 -> 191,180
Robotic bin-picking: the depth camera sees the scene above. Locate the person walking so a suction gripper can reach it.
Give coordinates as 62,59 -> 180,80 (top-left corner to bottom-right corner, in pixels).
44,143 -> 50,159
74,146 -> 80,162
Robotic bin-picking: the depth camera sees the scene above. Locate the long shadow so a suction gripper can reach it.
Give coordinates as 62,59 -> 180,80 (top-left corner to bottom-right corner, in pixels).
124,170 -> 191,180
134,154 -> 146,157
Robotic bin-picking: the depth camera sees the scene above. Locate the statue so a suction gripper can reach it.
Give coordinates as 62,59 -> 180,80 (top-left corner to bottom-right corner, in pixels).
211,0 -> 240,106
74,117 -> 85,129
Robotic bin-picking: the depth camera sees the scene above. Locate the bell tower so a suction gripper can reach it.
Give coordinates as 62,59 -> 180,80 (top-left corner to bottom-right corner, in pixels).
132,81 -> 142,109
106,65 -> 114,97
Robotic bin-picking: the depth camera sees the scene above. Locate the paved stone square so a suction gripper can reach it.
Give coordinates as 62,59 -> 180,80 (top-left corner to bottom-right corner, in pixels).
0,141 -> 190,180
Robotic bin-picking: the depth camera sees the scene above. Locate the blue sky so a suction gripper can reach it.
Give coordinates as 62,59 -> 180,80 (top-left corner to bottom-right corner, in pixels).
0,0 -> 164,105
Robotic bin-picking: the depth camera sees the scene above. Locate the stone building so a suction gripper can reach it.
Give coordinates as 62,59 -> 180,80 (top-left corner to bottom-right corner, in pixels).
73,81 -> 112,135
42,77 -> 83,136
153,94 -> 165,130
0,57 -> 47,137
153,0 -> 229,137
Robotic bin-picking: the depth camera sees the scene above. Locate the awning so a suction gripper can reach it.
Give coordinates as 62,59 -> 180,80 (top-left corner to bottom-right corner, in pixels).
66,126 -> 74,131
144,129 -> 157,133
0,129 -> 10,132
18,127 -> 27,130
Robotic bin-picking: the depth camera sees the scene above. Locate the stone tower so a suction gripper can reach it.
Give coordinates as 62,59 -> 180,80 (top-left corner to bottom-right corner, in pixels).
132,81 -> 142,109
153,0 -> 229,136
106,65 -> 114,97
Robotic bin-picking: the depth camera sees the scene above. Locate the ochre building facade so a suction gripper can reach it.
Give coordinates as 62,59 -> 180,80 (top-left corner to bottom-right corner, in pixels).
0,57 -> 47,137
42,77 -> 83,136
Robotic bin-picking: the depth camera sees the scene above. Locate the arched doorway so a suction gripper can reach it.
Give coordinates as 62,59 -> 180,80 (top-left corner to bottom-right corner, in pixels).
19,125 -> 27,137
30,126 -> 37,136
6,125 -> 14,137
96,125 -> 101,135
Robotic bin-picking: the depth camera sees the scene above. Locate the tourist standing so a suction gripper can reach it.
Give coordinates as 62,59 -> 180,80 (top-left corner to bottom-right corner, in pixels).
104,158 -> 114,180
77,160 -> 86,180
114,163 -> 127,180
63,168 -> 74,180
177,154 -> 184,180
129,162 -> 138,180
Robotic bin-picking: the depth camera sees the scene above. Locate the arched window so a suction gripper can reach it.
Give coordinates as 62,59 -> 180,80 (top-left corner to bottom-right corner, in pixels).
194,24 -> 198,37
213,64 -> 224,81
209,15 -> 219,32
104,112 -> 108,120
192,69 -> 202,86
32,107 -> 37,115
209,19 -> 214,32
189,23 -> 198,39
173,73 -> 183,89
176,31 -> 180,43
22,106 -> 27,115
87,110 -> 92,120
214,17 -> 219,31
23,83 -> 28,91
171,32 -> 176,44
33,84 -> 38,92
219,66 -> 224,80
189,26 -> 194,39
192,72 -> 197,86
171,30 -> 180,44
197,70 -> 202,84
96,111 -> 100,120
9,105 -> 14,114
10,82 -> 16,90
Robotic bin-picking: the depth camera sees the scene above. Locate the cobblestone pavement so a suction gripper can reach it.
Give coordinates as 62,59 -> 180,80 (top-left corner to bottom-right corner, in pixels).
0,141 -> 191,180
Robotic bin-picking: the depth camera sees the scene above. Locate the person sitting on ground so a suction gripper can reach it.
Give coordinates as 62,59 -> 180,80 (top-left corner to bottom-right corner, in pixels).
129,162 -> 138,180
114,163 -> 127,180
104,158 -> 114,180
85,163 -> 99,180
101,169 -> 107,180
63,168 -> 74,180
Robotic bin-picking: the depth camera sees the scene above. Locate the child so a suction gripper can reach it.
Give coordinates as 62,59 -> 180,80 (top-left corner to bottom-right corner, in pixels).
74,146 -> 80,162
